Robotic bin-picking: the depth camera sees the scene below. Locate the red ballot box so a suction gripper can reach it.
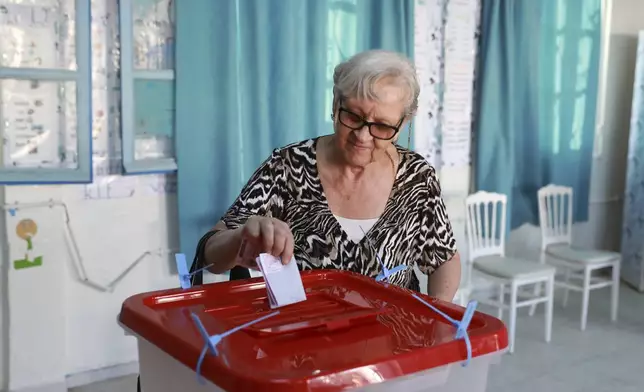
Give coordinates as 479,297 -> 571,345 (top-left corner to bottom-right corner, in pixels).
119,270 -> 508,392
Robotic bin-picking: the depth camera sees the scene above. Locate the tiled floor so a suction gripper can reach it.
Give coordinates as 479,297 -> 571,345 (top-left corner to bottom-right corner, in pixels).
71,283 -> 643,392
485,283 -> 643,392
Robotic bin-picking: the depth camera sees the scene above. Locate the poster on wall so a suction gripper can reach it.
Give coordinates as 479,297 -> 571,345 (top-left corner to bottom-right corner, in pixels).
414,0 -> 446,169
13,218 -> 43,270
440,0 -> 479,168
414,0 -> 480,170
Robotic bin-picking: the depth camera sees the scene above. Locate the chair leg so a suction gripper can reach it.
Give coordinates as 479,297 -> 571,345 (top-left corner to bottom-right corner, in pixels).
530,251 -> 547,316
545,276 -> 554,343
497,284 -> 504,320
509,283 -> 518,354
611,259 -> 620,322
581,267 -> 591,331
562,268 -> 571,307
529,282 -> 540,317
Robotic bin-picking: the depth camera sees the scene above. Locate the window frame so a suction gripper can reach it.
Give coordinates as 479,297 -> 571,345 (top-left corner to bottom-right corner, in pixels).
0,0 -> 93,184
119,0 -> 177,174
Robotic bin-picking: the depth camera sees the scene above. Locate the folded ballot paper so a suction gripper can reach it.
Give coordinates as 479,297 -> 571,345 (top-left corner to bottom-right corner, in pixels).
256,253 -> 307,308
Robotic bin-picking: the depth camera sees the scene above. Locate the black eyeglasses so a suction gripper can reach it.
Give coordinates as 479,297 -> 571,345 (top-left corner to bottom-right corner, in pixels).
337,107 -> 404,141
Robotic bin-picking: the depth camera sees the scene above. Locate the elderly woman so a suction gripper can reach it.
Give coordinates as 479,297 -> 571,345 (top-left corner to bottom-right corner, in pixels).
196,50 -> 461,301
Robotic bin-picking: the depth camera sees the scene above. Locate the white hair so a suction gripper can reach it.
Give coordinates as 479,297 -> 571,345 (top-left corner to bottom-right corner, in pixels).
332,50 -> 420,117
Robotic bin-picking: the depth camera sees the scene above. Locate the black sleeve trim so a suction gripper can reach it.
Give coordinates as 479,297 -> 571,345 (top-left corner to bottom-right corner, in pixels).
190,229 -> 252,284
190,230 -> 220,285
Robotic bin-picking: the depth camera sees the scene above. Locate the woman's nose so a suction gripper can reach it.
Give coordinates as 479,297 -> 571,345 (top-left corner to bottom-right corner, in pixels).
353,125 -> 373,142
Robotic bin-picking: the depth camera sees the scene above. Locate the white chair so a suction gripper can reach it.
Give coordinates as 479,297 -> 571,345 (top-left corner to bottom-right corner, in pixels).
465,191 -> 556,353
452,251 -> 492,307
529,185 -> 621,331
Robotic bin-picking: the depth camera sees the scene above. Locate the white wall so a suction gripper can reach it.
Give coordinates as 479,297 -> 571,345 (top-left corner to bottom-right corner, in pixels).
1,188 -> 8,391
2,185 -> 166,391
609,0 -> 644,36
0,180 -> 231,392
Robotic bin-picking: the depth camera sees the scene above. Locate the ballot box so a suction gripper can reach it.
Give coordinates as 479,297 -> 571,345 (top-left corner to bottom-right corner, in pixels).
119,270 -> 508,391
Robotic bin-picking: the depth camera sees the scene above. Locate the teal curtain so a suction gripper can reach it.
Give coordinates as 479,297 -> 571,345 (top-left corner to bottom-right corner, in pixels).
474,0 -> 601,228
176,0 -> 413,259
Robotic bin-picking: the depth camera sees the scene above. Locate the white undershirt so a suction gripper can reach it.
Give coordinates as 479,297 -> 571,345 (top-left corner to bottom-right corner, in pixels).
334,215 -> 379,242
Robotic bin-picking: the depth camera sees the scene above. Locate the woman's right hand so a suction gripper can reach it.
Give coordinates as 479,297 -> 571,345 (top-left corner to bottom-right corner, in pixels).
235,216 -> 295,268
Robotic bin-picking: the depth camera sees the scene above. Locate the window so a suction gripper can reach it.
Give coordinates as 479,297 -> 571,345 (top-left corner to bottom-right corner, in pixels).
119,0 -> 176,174
0,0 -> 92,184
551,0 -> 599,154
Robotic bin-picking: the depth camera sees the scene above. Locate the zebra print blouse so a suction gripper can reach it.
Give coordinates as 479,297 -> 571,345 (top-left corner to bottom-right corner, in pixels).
217,138 -> 457,291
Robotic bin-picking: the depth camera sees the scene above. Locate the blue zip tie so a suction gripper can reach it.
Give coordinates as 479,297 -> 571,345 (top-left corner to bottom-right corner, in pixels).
376,264 -> 407,282
360,227 -> 406,283
175,253 -> 213,289
190,311 -> 280,384
412,294 -> 478,366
